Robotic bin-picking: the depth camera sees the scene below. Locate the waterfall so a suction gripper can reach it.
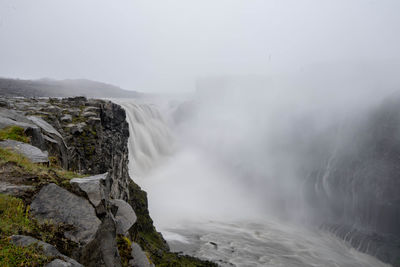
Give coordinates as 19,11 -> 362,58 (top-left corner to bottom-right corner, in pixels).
117,100 -> 174,179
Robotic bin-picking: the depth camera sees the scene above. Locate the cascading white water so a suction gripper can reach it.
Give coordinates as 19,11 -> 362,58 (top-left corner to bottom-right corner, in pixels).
117,99 -> 174,179
118,97 -> 391,267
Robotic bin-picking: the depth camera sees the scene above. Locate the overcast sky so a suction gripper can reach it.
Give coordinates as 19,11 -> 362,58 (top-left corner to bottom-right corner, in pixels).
0,0 -> 399,92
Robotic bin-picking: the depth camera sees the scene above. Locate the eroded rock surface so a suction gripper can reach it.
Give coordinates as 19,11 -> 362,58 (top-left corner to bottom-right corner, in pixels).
30,183 -> 101,245
0,140 -> 49,163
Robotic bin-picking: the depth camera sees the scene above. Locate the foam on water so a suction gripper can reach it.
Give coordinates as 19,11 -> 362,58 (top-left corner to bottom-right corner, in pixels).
166,220 -> 390,267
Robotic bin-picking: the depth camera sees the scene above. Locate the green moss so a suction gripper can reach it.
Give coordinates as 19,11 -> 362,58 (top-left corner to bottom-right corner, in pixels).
127,181 -> 217,267
117,235 -> 132,267
0,238 -> 52,267
0,194 -> 77,260
0,126 -> 30,143
0,194 -> 53,266
0,194 -> 34,236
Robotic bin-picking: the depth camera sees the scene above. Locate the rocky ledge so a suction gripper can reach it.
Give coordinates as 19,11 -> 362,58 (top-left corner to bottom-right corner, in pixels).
0,97 -> 216,267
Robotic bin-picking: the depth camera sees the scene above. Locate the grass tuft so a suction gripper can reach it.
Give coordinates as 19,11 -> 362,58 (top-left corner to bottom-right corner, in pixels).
0,147 -> 86,186
117,235 -> 133,267
0,194 -> 52,266
0,238 -> 51,267
0,126 -> 30,143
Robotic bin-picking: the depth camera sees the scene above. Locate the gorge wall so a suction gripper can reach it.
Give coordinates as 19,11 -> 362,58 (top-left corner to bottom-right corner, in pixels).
302,95 -> 400,266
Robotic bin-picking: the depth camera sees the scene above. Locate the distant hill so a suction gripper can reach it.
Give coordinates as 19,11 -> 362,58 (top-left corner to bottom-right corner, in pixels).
0,78 -> 142,98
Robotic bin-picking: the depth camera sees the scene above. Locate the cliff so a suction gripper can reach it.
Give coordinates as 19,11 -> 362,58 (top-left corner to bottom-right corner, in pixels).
0,97 -> 215,266
303,95 -> 400,266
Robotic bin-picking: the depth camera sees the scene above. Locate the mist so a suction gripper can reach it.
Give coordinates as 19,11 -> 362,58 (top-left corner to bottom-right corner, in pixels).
133,64 -> 399,226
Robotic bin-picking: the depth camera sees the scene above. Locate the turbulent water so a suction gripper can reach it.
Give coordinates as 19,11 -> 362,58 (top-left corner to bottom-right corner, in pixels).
120,99 -> 391,267
165,221 -> 389,267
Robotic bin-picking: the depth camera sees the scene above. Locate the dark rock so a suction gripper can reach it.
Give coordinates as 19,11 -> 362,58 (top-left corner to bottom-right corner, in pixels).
30,183 -> 101,245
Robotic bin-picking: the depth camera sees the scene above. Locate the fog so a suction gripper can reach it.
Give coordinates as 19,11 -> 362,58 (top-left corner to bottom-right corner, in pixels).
132,66 -> 400,228
1,0 -> 400,93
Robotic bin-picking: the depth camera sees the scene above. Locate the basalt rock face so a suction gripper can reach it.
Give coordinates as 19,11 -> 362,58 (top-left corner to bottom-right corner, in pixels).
3,97 -> 131,200
304,96 -> 400,266
0,97 -> 149,266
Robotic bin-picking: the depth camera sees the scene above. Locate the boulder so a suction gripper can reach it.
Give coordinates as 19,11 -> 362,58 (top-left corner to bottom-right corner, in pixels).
30,183 -> 101,245
130,242 -> 154,267
0,140 -> 49,163
110,199 -> 137,235
70,173 -> 107,207
10,235 -> 82,267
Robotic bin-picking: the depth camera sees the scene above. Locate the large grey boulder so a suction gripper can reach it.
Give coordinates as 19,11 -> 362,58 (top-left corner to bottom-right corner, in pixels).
10,235 -> 82,267
110,199 -> 137,235
30,183 -> 101,245
0,140 -> 49,163
130,242 -> 154,267
70,173 -> 108,207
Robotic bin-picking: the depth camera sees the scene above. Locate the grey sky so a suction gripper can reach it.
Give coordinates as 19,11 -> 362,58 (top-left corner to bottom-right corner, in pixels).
0,0 -> 399,92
